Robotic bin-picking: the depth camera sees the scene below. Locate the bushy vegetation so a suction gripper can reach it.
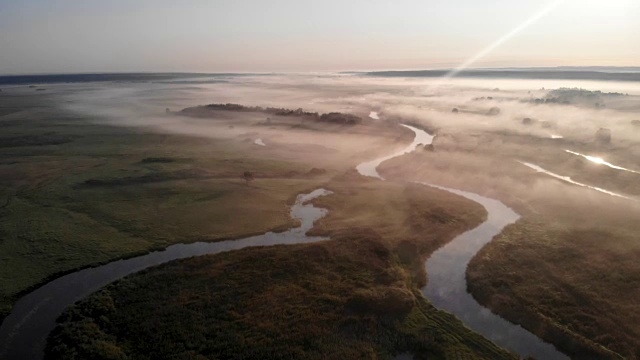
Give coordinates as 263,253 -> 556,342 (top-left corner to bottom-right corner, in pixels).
468,219 -> 639,360
46,231 -> 513,360
310,172 -> 488,287
376,131 -> 640,360
43,160 -> 514,360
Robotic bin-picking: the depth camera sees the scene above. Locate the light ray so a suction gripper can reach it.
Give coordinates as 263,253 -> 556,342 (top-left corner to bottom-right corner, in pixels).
431,0 -> 567,88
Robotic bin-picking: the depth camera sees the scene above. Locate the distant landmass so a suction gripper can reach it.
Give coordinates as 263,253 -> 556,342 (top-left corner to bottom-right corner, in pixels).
0,72 -> 268,85
365,67 -> 640,82
2,67 -> 640,85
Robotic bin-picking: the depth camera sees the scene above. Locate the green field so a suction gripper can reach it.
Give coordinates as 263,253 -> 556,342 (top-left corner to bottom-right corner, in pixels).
0,93 -> 333,321
0,90 -> 527,359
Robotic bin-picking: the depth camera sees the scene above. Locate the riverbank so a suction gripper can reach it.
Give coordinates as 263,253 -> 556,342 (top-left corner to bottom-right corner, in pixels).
34,118 -> 514,359
378,127 -> 640,359
2,188 -> 333,359
43,178 -> 514,360
1,90 -> 410,328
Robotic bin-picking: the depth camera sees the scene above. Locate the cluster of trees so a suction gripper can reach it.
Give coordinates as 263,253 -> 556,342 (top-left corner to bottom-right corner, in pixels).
487,107 -> 501,116
318,112 -> 361,124
524,88 -> 627,107
190,103 -> 362,125
530,87 -> 628,107
525,97 -> 571,105
549,88 -> 626,97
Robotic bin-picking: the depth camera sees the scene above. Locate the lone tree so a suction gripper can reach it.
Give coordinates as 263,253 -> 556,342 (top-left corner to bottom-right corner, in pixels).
487,107 -> 501,116
595,128 -> 611,144
243,171 -> 254,186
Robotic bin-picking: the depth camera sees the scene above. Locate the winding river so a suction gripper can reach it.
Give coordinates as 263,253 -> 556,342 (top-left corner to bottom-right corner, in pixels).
357,125 -> 569,360
0,123 -> 569,360
0,189 -> 332,360
422,185 -> 568,360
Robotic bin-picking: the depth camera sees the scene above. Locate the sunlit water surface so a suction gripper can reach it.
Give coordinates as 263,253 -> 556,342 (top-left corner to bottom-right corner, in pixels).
520,161 -> 632,200
565,149 -> 640,174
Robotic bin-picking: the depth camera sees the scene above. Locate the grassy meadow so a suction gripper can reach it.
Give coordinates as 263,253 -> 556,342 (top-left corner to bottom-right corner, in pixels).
0,91 -> 333,321
309,172 -> 488,287
4,88 -> 511,360
45,175 -> 514,360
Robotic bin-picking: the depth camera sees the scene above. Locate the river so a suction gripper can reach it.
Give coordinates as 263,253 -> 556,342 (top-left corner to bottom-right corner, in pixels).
0,189 -> 332,360
0,123 -> 570,360
356,124 -> 569,360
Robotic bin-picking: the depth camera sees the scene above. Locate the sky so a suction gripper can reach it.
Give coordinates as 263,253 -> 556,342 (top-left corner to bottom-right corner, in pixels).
0,0 -> 638,74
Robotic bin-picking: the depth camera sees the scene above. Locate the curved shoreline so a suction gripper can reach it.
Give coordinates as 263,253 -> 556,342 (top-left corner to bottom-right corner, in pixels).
1,121 -> 571,360
0,189 -> 332,360
358,124 -> 569,359
421,185 -> 568,360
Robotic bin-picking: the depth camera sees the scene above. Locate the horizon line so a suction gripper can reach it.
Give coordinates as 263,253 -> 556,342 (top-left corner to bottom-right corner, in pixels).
2,65 -> 640,78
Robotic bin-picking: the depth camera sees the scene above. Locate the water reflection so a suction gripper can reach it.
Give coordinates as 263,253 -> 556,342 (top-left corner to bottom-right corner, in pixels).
422,185 -> 568,360
565,149 -> 640,174
520,161 -> 632,200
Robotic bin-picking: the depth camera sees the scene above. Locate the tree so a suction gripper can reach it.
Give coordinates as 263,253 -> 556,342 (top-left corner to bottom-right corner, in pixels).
487,107 -> 501,116
595,128 -> 611,144
243,171 -> 254,186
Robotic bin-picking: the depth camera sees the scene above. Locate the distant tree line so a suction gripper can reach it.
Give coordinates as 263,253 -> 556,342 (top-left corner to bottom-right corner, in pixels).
183,103 -> 362,125
524,87 -> 627,107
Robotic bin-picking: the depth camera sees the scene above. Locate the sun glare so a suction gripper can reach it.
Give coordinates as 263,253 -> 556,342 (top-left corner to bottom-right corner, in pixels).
586,155 -> 606,164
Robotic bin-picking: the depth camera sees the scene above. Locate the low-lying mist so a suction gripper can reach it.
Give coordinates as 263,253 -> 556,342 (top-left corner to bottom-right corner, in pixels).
49,74 -> 640,201
57,74 -> 640,146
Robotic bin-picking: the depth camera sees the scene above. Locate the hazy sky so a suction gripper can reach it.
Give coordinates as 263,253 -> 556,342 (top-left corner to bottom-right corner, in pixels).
0,0 -> 638,74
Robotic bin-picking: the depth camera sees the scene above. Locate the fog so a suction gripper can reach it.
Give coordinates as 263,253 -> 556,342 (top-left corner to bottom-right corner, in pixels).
56,73 -> 640,161
59,74 -> 638,129
50,73 -> 640,208
4,71 -> 640,360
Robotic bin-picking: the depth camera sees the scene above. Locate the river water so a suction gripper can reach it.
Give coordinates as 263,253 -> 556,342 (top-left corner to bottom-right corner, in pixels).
357,125 -> 569,360
356,124 -> 433,179
0,189 -> 331,360
0,123 -> 571,360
